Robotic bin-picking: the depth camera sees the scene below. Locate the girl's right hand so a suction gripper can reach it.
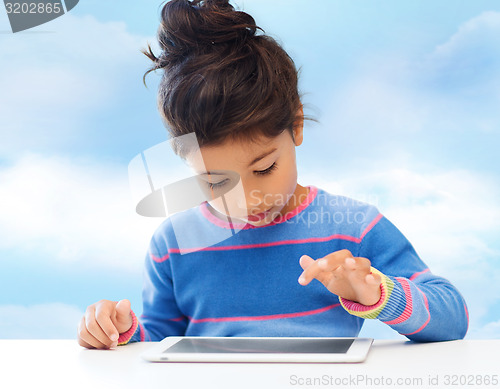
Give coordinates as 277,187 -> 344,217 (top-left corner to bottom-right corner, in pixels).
77,299 -> 133,349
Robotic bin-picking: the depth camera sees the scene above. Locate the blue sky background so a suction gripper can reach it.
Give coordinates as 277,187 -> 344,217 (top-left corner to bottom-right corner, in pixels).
0,1 -> 499,339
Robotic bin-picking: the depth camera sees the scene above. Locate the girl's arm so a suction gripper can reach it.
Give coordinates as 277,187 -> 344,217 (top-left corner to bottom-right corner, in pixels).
118,234 -> 188,344
341,215 -> 469,342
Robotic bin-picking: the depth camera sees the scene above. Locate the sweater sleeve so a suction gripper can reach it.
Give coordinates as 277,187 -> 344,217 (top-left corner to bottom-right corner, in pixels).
340,214 -> 469,342
119,232 -> 188,344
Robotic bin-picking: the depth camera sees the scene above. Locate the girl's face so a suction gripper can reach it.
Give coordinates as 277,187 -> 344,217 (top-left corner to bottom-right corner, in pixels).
187,125 -> 306,227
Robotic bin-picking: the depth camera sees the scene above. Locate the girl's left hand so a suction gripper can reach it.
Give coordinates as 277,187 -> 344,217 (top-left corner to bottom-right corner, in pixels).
298,249 -> 382,306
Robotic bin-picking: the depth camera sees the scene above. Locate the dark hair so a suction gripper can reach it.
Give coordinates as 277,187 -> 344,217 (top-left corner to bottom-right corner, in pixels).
142,0 -> 303,157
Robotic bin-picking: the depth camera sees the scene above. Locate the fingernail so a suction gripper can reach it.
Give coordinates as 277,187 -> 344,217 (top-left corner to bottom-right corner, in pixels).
298,276 -> 305,285
318,259 -> 327,268
110,334 -> 118,342
345,257 -> 355,265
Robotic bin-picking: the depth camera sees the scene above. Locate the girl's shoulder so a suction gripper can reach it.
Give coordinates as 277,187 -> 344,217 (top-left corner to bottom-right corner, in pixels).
312,186 -> 380,214
308,186 -> 382,233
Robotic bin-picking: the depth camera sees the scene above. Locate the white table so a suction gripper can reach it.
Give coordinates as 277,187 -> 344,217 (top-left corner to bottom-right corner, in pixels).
0,340 -> 498,389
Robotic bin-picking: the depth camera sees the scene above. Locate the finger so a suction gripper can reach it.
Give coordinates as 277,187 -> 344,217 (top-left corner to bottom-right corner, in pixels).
298,260 -> 323,285
343,258 -> 364,286
341,258 -> 373,296
316,249 -> 354,271
115,299 -> 131,321
113,299 -> 133,333
298,255 -> 318,284
299,250 -> 354,286
358,271 -> 383,305
78,316 -> 105,349
299,255 -> 315,270
85,305 -> 115,348
355,257 -> 372,272
298,260 -> 334,286
78,337 -> 94,349
326,263 -> 346,286
343,255 -> 371,271
95,303 -> 120,344
343,256 -> 356,270
366,271 -> 382,286
348,258 -> 374,284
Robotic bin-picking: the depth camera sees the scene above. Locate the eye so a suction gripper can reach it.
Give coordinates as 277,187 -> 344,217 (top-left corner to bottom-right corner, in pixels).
206,178 -> 229,189
254,162 -> 277,176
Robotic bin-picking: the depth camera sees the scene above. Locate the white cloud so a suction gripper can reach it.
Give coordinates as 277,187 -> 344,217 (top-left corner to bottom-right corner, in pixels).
467,319 -> 500,340
429,11 -> 500,85
0,303 -> 83,339
419,11 -> 500,134
319,11 -> 500,163
0,154 -> 162,271
0,13 -> 155,156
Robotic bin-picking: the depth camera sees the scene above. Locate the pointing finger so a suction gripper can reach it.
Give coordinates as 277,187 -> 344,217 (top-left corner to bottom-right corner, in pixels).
298,259 -> 333,286
78,316 -> 104,349
85,305 -> 115,348
299,255 -> 315,270
95,303 -> 119,344
298,250 -> 355,286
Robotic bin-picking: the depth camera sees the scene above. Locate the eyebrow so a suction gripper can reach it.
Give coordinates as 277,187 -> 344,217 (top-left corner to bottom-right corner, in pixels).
198,148 -> 278,176
248,148 -> 277,167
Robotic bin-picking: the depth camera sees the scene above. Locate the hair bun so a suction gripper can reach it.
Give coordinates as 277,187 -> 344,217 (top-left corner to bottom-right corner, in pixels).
147,0 -> 259,69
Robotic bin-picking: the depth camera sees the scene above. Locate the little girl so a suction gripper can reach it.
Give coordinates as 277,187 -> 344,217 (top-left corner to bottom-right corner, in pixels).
77,0 -> 468,349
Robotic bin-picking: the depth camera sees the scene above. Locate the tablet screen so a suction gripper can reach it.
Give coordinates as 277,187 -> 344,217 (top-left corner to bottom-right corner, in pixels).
163,338 -> 354,354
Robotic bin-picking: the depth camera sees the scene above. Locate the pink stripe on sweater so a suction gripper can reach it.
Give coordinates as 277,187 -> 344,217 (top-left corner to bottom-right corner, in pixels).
340,280 -> 387,314
154,193 -> 384,258
464,303 -> 469,334
189,303 -> 341,324
169,316 -> 185,322
409,268 -> 430,281
141,314 -> 184,322
383,277 -> 413,325
151,253 -> 170,263
200,204 -> 247,229
162,222 -> 381,255
360,213 -> 383,240
402,289 -> 430,336
166,233 -> 363,256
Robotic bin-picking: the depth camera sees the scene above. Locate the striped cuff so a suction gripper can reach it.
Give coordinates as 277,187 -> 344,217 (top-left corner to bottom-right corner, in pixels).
117,310 -> 138,346
340,267 -> 394,319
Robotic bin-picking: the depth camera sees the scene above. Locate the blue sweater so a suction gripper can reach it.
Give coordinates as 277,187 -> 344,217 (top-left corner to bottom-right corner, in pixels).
122,186 -> 468,344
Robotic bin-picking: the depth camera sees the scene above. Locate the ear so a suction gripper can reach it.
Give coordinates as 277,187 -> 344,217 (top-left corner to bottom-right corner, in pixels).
293,105 -> 304,146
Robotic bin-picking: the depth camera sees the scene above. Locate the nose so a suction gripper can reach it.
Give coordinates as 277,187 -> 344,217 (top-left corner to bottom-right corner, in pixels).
244,188 -> 266,214
236,190 -> 261,208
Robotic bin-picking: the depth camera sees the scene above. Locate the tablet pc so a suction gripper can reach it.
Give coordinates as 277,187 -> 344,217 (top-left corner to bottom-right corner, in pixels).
141,336 -> 373,363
